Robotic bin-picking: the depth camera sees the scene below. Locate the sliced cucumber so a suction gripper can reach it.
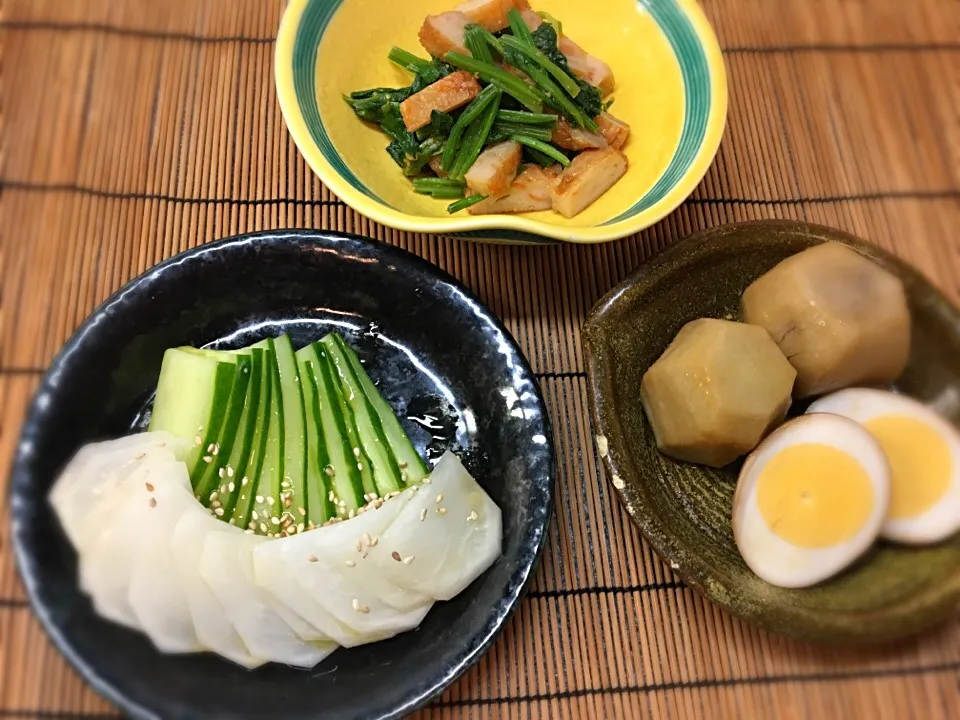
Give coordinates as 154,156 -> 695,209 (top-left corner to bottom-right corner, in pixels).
316,344 -> 377,499
297,354 -> 335,527
297,344 -> 365,513
273,335 -> 307,528
251,340 -> 285,533
194,353 -> 252,501
323,333 -> 428,484
215,347 -> 264,517
321,336 -> 404,495
149,348 -> 237,482
229,343 -> 274,529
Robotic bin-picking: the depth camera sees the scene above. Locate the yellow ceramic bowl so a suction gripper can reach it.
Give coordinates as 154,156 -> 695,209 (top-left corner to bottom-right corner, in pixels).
276,0 -> 727,243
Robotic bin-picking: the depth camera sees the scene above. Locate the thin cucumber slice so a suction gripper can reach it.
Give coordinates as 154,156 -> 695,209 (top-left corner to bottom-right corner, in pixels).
273,335 -> 307,527
321,335 -> 405,495
229,343 -> 274,529
297,354 -> 335,526
251,340 -> 284,534
194,353 -> 252,501
297,344 -> 365,512
217,347 -> 264,517
149,348 -> 237,483
324,333 -> 428,483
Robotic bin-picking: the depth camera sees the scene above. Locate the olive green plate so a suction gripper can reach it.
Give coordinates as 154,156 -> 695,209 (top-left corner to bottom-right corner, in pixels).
583,219 -> 960,644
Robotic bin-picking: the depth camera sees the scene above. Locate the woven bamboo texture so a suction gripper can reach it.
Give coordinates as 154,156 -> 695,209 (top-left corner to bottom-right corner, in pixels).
2,0 -> 960,717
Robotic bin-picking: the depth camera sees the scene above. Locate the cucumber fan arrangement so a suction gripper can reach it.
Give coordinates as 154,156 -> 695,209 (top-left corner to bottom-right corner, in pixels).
49,331 -> 502,669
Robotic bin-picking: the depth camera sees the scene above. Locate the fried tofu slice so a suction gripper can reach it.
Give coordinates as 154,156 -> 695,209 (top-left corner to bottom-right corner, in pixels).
552,115 -> 608,151
550,148 -> 627,218
419,11 -> 471,59
469,164 -> 562,214
399,71 -> 481,132
558,37 -> 615,96
595,112 -> 630,149
456,0 -> 514,32
465,141 -> 523,198
428,156 -> 447,178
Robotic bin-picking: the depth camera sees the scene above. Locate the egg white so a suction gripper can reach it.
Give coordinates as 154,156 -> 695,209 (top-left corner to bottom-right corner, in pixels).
732,414 -> 890,588
808,388 -> 960,544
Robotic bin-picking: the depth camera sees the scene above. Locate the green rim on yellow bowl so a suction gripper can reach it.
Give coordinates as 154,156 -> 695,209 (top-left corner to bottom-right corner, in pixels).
276,0 -> 727,244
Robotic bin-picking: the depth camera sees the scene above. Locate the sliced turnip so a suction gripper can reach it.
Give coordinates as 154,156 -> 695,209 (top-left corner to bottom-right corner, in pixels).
199,528 -> 335,668
50,432 -> 185,549
373,451 -> 502,600
126,462 -> 203,653
169,504 -> 263,668
257,492 -> 433,644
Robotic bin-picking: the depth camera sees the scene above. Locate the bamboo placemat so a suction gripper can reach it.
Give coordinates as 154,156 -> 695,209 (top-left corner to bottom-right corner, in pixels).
2,0 -> 960,717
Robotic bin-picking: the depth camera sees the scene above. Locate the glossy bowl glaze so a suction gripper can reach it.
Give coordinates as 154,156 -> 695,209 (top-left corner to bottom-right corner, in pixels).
11,230 -> 554,720
583,220 -> 960,643
275,0 -> 727,244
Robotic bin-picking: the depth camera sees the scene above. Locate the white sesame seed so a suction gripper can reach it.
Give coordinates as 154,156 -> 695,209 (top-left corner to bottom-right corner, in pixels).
437,507 -> 447,515
241,477 -> 249,487
218,467 -> 225,478
214,508 -> 225,517
435,494 -> 443,504
211,500 -> 221,509
421,477 -> 432,485
357,462 -> 364,471
419,508 -> 427,522
212,444 -> 220,456
260,522 -> 268,532
467,510 -> 479,522
267,496 -> 275,506
248,521 -> 256,530
348,508 -> 356,519
227,466 -> 234,478
209,491 -> 219,502
270,516 -> 280,525
401,471 -> 409,483
362,532 -> 372,546
358,605 -> 370,614
202,455 -> 213,463
149,498 -> 157,508
356,540 -> 363,552
195,436 -> 202,446
328,491 -> 336,502
298,507 -> 306,516
307,554 -> 319,563
345,560 -> 356,567
255,495 -> 264,503
220,484 -> 227,494
402,556 -> 415,565
207,443 -> 215,453
244,529 -> 254,534
399,461 -> 408,469
228,481 -> 235,492
252,511 -> 259,520
324,466 -> 335,477
145,482 -> 155,492
297,523 -> 305,533
351,598 -> 361,612
229,518 -> 236,525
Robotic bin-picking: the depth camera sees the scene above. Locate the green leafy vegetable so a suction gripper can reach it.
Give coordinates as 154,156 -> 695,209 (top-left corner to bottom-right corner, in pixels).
417,110 -> 455,140
530,23 -> 604,119
444,51 -> 543,113
447,194 -> 487,214
496,110 -> 557,126
510,135 -> 570,167
464,24 -> 495,64
502,46 -> 597,130
441,84 -> 502,172
506,7 -> 535,44
450,93 -> 502,178
403,136 -> 445,177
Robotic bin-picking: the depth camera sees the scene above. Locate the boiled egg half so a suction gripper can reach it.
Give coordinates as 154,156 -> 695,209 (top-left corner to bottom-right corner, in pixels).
808,388 -> 960,545
732,414 -> 890,588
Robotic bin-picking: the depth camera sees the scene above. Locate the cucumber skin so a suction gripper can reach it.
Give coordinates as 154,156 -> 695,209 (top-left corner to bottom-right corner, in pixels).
251,340 -> 285,531
320,336 -> 404,495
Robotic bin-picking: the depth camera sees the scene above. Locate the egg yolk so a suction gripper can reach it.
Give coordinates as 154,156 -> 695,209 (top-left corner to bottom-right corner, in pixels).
756,443 -> 875,548
863,414 -> 951,519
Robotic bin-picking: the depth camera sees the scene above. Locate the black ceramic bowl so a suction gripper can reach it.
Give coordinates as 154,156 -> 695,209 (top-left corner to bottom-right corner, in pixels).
10,230 -> 554,720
